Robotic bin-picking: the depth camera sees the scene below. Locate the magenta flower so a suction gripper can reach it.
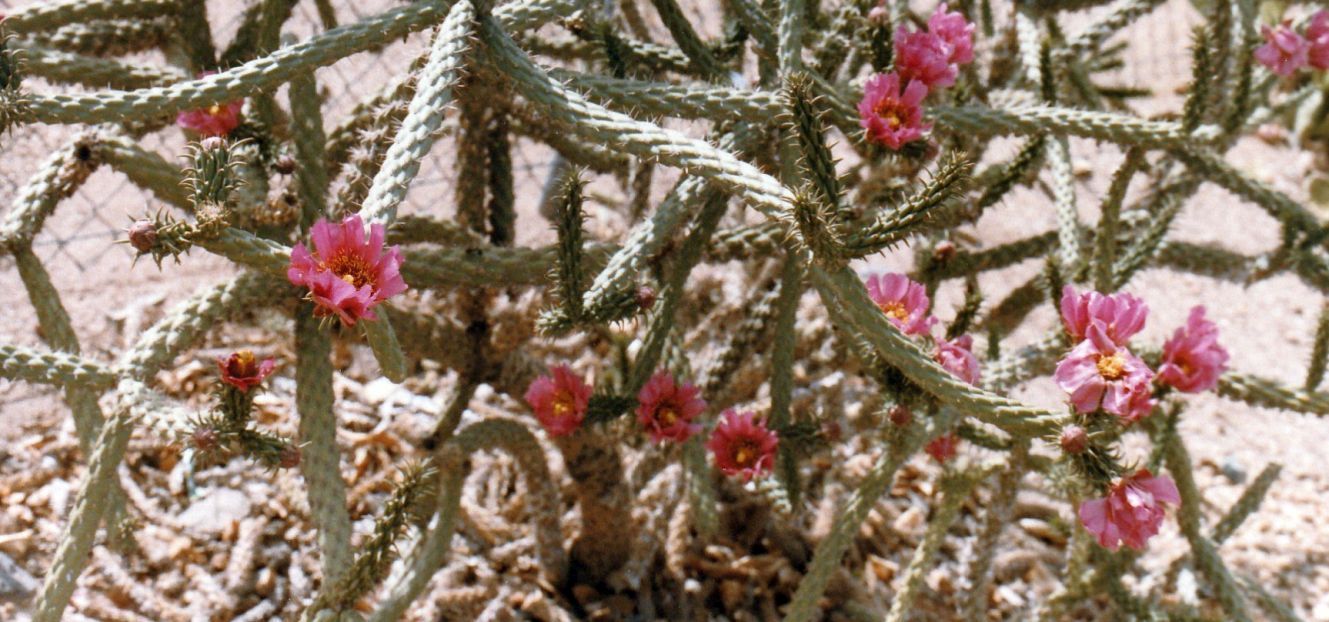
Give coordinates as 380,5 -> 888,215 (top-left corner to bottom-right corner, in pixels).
524,365 -> 592,437
934,334 -> 980,386
925,433 -> 959,463
864,272 -> 936,336
1307,11 -> 1329,69
927,3 -> 975,65
176,73 -> 243,137
1054,323 -> 1154,419
1157,306 -> 1229,393
1059,286 -> 1148,346
857,72 -> 931,150
287,214 -> 407,326
1078,469 -> 1180,551
895,29 -> 957,88
705,410 -> 779,481
217,349 -> 275,391
1255,23 -> 1310,76
635,371 -> 706,444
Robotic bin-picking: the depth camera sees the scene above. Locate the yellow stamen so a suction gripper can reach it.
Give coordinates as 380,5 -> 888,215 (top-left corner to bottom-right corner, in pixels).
658,407 -> 677,426
878,300 -> 910,321
735,446 -> 752,466
1096,353 -> 1127,380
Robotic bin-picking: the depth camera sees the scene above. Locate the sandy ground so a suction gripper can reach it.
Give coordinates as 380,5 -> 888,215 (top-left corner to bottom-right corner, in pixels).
2,0 -> 1329,619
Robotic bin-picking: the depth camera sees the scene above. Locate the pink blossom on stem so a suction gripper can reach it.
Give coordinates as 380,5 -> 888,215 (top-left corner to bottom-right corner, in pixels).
934,334 -> 980,385
705,410 -> 779,481
925,433 -> 959,463
1255,23 -> 1310,76
217,350 -> 275,391
864,272 -> 937,336
1054,323 -> 1154,419
176,73 -> 243,136
857,72 -> 932,150
524,365 -> 592,437
287,215 -> 407,326
1078,469 -> 1180,551
1157,306 -> 1229,393
894,28 -> 957,88
1307,11 -> 1329,70
635,371 -> 706,443
1059,286 -> 1148,346
927,3 -> 974,65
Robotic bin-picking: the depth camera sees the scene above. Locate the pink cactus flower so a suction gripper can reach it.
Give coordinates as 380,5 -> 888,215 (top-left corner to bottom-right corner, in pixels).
635,371 -> 706,444
706,410 -> 779,481
217,349 -> 275,391
1307,11 -> 1329,69
927,3 -> 975,65
1119,386 -> 1156,424
864,272 -> 937,336
1157,306 -> 1229,393
176,73 -> 243,136
1078,469 -> 1180,551
925,433 -> 959,463
524,365 -> 592,437
1054,323 -> 1154,419
1060,286 -> 1148,346
895,29 -> 957,88
934,334 -> 980,385
287,214 -> 407,326
1255,23 -> 1310,76
857,72 -> 932,150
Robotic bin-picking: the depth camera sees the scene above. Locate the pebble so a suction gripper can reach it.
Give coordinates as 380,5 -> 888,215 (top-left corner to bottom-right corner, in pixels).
178,488 -> 252,536
0,551 -> 37,604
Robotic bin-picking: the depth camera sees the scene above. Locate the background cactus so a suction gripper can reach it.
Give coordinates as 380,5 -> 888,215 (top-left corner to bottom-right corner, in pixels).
1,0 -> 1328,620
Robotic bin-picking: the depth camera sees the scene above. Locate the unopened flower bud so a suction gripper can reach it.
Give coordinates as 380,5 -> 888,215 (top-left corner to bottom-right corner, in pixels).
279,446 -> 301,469
1060,425 -> 1089,455
192,427 -> 219,452
200,136 -> 226,151
932,240 -> 956,263
636,285 -> 657,311
127,220 -> 158,253
867,5 -> 889,25
888,404 -> 912,427
275,153 -> 296,175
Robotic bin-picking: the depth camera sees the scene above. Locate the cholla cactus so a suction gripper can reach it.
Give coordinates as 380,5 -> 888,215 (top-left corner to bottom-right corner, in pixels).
3,0 -> 1328,620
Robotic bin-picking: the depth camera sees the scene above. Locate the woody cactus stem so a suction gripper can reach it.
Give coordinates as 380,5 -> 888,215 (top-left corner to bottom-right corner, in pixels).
1,0 -> 1326,618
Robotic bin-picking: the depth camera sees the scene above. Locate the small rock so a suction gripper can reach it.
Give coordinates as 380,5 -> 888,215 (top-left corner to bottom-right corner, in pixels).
1220,456 -> 1246,484
0,552 -> 37,604
362,377 -> 403,405
178,488 -> 252,536
1019,518 -> 1067,546
893,506 -> 926,536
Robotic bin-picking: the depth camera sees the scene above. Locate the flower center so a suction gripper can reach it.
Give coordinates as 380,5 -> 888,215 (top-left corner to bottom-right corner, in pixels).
325,251 -> 375,289
552,391 -> 576,419
231,350 -> 257,377
874,100 -> 904,128
1096,353 -> 1127,380
878,300 -> 910,321
733,440 -> 759,467
208,104 -> 224,116
658,407 -> 678,427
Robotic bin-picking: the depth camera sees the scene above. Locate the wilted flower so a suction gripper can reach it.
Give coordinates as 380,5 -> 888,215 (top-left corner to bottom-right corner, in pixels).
1079,469 -> 1180,551
706,410 -> 779,481
287,214 -> 407,326
1060,286 -> 1148,346
524,365 -> 592,437
858,72 -> 931,150
864,272 -> 936,336
1157,306 -> 1229,393
1054,323 -> 1154,419
635,371 -> 706,443
1254,23 -> 1310,76
217,349 -> 276,391
925,433 -> 959,463
934,334 -> 980,385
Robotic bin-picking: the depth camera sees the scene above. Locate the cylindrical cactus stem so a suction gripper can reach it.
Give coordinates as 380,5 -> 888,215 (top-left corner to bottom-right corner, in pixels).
0,343 -> 117,390
884,470 -> 983,622
17,44 -> 186,89
961,444 -> 1028,619
29,17 -> 175,57
555,429 -> 633,584
294,308 -> 354,586
31,381 -> 137,622
1,131 -> 100,245
288,70 -> 329,228
2,0 -> 178,36
96,132 -> 192,210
